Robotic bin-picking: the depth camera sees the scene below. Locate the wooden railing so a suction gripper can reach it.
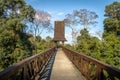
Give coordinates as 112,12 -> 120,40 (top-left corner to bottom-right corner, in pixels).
0,47 -> 56,80
62,46 -> 120,80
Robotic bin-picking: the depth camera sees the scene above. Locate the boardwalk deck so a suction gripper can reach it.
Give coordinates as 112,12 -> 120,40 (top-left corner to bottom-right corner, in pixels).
50,48 -> 85,80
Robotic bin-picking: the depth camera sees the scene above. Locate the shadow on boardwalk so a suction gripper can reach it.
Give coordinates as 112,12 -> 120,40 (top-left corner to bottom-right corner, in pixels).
39,48 -> 85,80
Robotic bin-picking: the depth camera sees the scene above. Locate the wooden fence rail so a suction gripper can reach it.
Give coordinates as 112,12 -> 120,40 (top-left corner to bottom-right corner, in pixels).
62,46 -> 120,80
0,47 -> 56,80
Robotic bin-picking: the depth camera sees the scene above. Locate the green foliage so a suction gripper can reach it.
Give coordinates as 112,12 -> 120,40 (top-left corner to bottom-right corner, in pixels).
0,0 -> 35,71
104,1 -> 120,36
76,28 -> 90,53
65,44 -> 73,49
104,18 -> 119,33
104,2 -> 120,20
74,1 -> 120,69
76,29 -> 101,59
64,9 -> 98,45
75,28 -> 120,69
102,1 -> 120,68
101,33 -> 120,68
27,35 -> 55,54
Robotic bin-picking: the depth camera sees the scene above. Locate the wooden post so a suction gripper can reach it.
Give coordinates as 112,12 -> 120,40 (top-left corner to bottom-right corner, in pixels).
62,41 -> 64,46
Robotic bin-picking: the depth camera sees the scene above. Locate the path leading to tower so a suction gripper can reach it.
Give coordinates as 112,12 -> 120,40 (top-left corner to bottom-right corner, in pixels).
50,48 -> 85,80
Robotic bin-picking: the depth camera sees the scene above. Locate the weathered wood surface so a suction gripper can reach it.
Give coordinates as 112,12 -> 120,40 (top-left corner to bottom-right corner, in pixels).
62,46 -> 120,80
0,47 -> 56,80
1,46 -> 120,80
50,48 -> 85,80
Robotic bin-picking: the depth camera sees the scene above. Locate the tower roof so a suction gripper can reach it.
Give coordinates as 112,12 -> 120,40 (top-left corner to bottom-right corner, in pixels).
53,21 -> 66,41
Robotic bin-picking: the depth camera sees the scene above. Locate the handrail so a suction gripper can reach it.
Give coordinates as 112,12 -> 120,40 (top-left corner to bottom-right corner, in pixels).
62,46 -> 120,80
0,47 -> 56,80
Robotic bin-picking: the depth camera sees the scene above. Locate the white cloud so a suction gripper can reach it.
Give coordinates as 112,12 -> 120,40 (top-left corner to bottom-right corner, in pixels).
57,12 -> 64,16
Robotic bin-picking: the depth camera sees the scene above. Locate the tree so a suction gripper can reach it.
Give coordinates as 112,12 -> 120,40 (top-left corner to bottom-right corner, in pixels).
104,1 -> 120,36
74,9 -> 98,29
0,0 -> 35,70
32,10 -> 52,37
64,11 -> 79,45
30,10 -> 52,53
102,1 -> 120,69
76,28 -> 91,53
36,36 -> 42,42
45,36 -> 55,48
76,28 -> 101,60
64,9 -> 98,45
104,2 -> 120,20
46,36 -> 52,42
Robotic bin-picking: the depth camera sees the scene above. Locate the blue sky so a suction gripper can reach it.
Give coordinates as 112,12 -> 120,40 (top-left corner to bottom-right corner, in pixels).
25,0 -> 120,44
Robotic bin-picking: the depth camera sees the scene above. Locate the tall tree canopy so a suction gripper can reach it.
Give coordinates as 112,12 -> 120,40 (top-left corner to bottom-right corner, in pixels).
66,2 -> 120,69
29,10 -> 52,53
32,10 -> 52,37
64,9 -> 98,45
0,0 -> 35,70
64,11 -> 79,45
74,9 -> 98,29
104,1 -> 120,36
103,1 -> 120,69
76,28 -> 100,58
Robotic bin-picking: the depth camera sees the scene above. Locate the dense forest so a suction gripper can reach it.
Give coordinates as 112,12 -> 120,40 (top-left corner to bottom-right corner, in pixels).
0,0 -> 120,72
65,1 -> 120,69
0,0 -> 55,71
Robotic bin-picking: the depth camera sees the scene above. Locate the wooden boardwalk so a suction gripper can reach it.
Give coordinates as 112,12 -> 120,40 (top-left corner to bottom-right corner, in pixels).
50,48 -> 85,80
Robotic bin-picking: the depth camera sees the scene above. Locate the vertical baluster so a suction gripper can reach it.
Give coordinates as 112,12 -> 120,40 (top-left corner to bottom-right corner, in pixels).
19,67 -> 24,80
88,62 -> 94,79
35,58 -> 40,80
85,60 -> 90,78
99,69 -> 106,80
84,59 -> 88,77
92,64 -> 100,80
81,58 -> 84,75
39,57 -> 43,71
78,56 -> 81,71
28,62 -> 32,79
97,66 -> 106,80
32,60 -> 36,80
37,57 -> 40,72
23,65 -> 30,80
